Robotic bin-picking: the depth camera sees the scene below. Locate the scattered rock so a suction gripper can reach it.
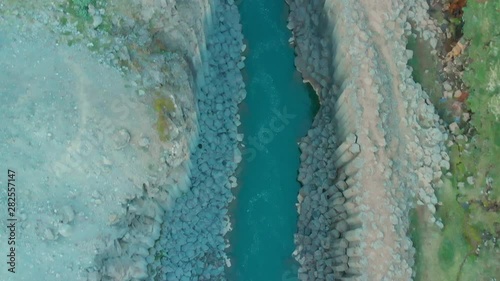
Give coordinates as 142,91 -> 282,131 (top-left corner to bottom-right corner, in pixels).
112,128 -> 131,150
443,81 -> 452,91
61,205 -> 75,224
430,37 -> 437,49
138,136 -> 150,148
58,224 -> 72,237
92,15 -> 103,29
449,122 -> 460,135
44,228 -> 57,241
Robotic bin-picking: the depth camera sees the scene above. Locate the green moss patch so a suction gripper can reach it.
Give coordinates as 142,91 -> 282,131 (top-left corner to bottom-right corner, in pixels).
153,95 -> 176,142
67,0 -> 97,21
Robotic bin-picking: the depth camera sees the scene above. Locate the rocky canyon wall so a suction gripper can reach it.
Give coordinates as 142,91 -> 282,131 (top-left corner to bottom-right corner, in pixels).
98,0 -> 246,279
0,0 -> 244,280
287,0 -> 449,280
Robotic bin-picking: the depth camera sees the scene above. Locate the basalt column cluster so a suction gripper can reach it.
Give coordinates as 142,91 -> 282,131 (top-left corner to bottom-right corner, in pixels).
147,0 -> 246,280
288,0 -> 449,280
288,0 -> 367,278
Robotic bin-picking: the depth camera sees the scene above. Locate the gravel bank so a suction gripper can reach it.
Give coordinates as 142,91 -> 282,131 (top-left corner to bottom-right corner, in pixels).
287,0 -> 450,279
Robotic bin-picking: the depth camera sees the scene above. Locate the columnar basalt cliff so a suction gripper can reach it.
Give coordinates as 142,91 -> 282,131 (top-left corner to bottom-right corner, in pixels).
287,0 -> 449,279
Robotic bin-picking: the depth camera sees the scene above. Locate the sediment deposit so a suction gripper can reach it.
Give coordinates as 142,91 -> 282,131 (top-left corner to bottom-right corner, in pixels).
288,0 -> 450,279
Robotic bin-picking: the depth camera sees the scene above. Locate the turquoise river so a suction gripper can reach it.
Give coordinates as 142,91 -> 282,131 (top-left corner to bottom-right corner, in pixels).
227,0 -> 319,280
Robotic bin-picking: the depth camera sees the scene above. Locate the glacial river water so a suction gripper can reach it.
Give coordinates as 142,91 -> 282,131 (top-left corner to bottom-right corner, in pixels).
227,0 -> 319,280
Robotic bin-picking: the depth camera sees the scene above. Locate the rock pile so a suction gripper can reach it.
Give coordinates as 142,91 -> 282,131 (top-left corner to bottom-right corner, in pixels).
288,0 -> 450,279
